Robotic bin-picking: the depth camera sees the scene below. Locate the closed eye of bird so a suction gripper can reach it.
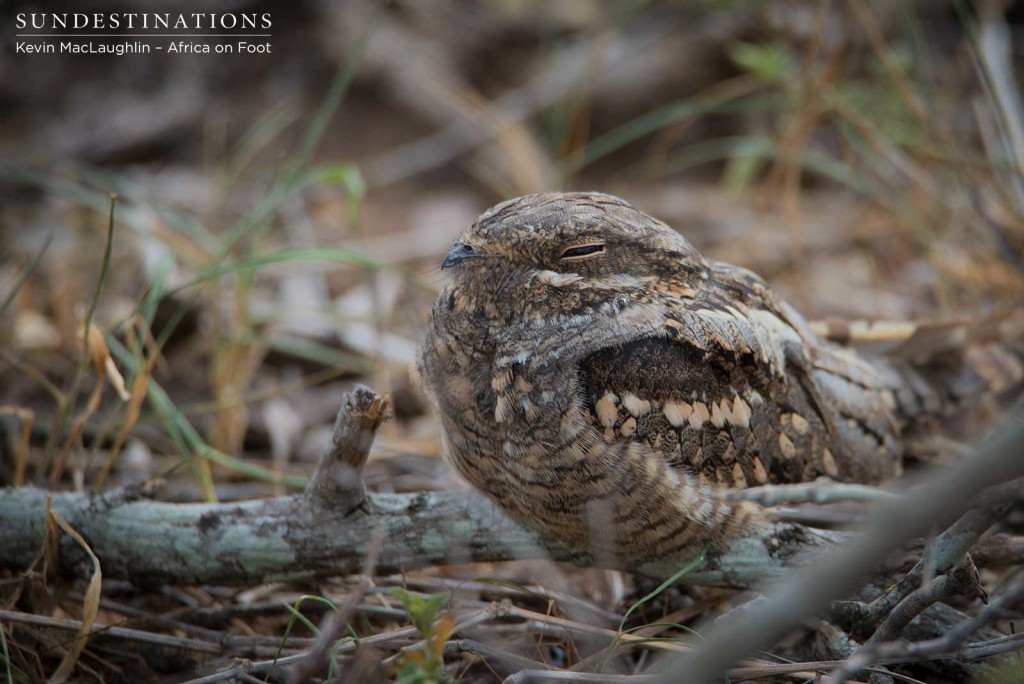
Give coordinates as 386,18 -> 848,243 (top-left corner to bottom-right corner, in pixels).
560,242 -> 606,260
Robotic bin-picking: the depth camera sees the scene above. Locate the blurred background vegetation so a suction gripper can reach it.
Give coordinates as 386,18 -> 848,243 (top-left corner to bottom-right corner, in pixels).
1,0 -> 1023,681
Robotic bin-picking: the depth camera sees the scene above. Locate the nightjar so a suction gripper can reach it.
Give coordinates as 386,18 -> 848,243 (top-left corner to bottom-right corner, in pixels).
418,192 -> 1023,563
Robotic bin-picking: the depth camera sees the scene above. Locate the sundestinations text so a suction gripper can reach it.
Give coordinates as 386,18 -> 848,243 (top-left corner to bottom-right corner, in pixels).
16,13 -> 272,30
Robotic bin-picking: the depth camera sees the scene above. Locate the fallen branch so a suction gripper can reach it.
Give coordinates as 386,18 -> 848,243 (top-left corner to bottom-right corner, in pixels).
0,387 -> 840,588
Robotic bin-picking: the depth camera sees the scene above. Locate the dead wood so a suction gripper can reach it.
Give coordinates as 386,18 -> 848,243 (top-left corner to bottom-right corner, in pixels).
0,387 -> 840,588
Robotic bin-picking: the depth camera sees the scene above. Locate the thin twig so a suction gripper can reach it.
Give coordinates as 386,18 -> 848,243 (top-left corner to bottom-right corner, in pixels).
726,478 -> 897,506
0,610 -> 221,655
382,576 -> 624,624
505,671 -> 659,683
444,639 -> 553,675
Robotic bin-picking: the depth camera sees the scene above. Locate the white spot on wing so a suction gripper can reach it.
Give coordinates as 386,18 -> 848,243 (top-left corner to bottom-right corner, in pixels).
619,417 -> 637,437
689,402 -> 710,428
622,393 -> 651,417
731,396 -> 752,428
595,392 -> 618,428
663,400 -> 692,427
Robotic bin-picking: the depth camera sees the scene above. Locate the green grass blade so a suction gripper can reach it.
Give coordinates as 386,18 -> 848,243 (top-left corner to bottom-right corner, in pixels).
104,332 -> 308,489
563,89 -> 775,176
82,193 -> 117,349
165,246 -> 379,298
1,229 -> 53,319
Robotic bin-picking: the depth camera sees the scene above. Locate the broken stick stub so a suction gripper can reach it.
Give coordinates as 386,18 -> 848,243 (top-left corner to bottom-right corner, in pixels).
304,385 -> 391,514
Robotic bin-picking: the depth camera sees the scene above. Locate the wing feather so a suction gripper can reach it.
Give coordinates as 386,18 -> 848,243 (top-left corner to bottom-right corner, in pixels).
577,333 -> 834,486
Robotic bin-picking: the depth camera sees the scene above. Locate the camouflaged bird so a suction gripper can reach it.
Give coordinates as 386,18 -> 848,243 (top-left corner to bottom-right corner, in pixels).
418,192 -> 1024,563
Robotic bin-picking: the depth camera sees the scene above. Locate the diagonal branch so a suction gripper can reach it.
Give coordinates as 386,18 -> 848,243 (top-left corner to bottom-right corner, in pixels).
655,404 -> 1024,683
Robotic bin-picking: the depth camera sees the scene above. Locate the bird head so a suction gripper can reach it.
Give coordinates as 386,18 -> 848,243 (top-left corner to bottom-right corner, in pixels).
439,192 -> 708,321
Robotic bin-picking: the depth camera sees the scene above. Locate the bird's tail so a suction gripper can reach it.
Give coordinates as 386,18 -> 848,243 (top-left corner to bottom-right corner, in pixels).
811,312 -> 1024,458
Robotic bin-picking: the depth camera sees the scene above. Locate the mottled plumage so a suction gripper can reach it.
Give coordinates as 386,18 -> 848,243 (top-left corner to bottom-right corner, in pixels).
418,192 -> 1023,563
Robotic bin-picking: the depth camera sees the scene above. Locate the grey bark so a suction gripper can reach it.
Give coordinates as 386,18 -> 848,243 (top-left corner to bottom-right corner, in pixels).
0,388 -> 841,588
0,482 -> 838,588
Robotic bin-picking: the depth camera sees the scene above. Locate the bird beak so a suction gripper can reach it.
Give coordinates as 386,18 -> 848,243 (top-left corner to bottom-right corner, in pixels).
441,241 -> 493,269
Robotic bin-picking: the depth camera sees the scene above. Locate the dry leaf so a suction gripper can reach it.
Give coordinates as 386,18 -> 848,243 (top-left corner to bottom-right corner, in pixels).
43,509 -> 103,683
